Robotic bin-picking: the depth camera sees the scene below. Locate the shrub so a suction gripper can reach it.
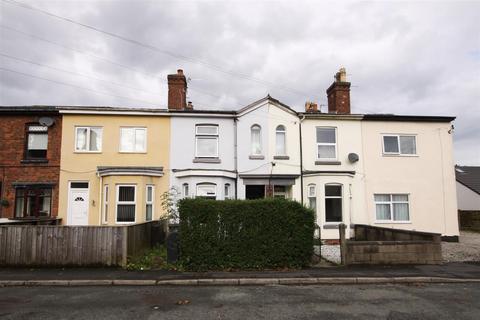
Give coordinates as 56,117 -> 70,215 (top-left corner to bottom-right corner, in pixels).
178,198 -> 315,271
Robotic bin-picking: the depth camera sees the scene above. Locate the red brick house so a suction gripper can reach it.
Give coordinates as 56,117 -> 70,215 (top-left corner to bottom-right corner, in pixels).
0,106 -> 61,221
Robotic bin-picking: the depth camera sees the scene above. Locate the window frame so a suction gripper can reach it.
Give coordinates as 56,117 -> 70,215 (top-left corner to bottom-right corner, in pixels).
195,124 -> 219,158
196,183 -> 217,199
74,126 -> 103,153
381,134 -> 417,156
115,184 -> 137,224
145,185 -> 154,221
102,184 -> 109,224
316,127 -> 338,161
182,183 -> 189,198
224,183 -> 231,199
250,124 -> 262,156
25,124 -> 48,160
324,183 -> 343,224
307,184 -> 317,214
275,125 -> 287,156
374,193 -> 411,223
119,127 -> 147,153
14,186 -> 52,218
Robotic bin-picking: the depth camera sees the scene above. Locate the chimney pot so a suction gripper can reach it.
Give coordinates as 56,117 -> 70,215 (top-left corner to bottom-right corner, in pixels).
177,69 -> 184,75
305,101 -> 319,113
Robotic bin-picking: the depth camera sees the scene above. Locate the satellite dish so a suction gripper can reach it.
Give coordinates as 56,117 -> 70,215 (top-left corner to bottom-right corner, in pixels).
348,153 -> 359,163
39,117 -> 54,127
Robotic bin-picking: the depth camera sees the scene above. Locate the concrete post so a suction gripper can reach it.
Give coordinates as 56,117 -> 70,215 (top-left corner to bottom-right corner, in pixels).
339,223 -> 347,265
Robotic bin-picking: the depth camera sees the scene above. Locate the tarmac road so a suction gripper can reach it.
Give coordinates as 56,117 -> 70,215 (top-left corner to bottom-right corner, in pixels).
0,283 -> 479,319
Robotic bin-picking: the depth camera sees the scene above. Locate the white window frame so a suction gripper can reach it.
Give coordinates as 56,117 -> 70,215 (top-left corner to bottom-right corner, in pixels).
145,185 -> 154,221
381,134 -> 417,156
74,126 -> 103,153
102,184 -> 109,224
196,183 -> 217,199
224,183 -> 231,199
119,127 -> 147,153
115,184 -> 136,224
324,183 -> 343,224
307,184 -> 317,213
275,125 -> 287,156
374,193 -> 411,223
316,127 -> 337,161
195,125 -> 219,158
250,124 -> 262,156
182,183 -> 189,198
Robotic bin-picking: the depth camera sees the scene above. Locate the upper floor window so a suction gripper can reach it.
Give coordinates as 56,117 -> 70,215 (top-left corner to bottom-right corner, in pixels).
195,125 -> 218,158
26,124 -> 48,159
325,184 -> 342,223
75,127 -> 102,152
275,125 -> 286,155
316,127 -> 337,160
120,127 -> 146,153
374,194 -> 410,222
196,183 -> 216,199
382,135 -> 416,155
251,125 -> 262,155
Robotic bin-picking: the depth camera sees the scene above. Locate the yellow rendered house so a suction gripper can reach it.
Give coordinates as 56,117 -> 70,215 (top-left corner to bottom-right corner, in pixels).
57,107 -> 170,226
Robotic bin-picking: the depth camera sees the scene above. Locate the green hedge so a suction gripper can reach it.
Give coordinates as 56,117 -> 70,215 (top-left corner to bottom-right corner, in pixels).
178,198 -> 315,271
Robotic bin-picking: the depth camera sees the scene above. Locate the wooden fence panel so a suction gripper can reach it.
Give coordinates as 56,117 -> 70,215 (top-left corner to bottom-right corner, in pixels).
0,222 -> 157,267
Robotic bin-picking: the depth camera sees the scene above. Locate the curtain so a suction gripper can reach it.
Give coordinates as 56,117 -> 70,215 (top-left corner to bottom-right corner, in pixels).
276,131 -> 286,155
393,203 -> 409,221
376,204 -> 391,220
400,136 -> 416,154
28,134 -> 48,150
76,128 -> 87,150
251,127 -> 261,155
383,136 -> 399,153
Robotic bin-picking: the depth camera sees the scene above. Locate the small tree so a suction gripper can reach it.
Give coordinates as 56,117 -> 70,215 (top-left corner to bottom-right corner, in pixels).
159,187 -> 180,224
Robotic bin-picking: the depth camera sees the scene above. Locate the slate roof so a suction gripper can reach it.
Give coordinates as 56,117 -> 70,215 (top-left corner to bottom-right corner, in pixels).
456,166 -> 480,195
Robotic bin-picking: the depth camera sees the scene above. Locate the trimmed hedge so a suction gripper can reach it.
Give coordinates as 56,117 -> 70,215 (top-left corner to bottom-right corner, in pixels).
178,198 -> 315,271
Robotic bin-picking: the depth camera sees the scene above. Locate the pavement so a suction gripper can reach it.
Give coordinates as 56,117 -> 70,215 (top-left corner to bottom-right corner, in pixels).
1,262 -> 480,286
1,283 -> 479,319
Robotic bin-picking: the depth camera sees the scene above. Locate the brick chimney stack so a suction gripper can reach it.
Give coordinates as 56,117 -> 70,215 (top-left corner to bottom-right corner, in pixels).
326,67 -> 351,114
168,69 -> 187,110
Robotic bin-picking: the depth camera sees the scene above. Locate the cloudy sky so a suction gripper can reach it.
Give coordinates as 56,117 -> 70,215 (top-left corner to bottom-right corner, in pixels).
0,0 -> 478,164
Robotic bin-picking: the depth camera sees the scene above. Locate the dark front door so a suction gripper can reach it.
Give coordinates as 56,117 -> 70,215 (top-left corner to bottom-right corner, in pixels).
245,185 -> 265,200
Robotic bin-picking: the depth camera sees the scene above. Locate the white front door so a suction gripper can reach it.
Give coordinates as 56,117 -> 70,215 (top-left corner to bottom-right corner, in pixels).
68,183 -> 89,225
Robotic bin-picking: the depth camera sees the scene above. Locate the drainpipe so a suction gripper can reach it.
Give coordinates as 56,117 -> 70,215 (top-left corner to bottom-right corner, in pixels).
234,117 -> 238,199
299,114 -> 305,205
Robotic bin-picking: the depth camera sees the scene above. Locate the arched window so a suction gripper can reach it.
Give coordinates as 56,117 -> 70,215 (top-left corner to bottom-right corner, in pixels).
251,124 -> 262,155
325,184 -> 342,223
275,125 -> 286,156
196,183 -> 217,200
182,183 -> 189,198
224,183 -> 231,200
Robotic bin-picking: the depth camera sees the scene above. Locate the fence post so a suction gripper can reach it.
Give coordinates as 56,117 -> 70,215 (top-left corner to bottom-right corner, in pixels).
339,223 -> 347,266
121,226 -> 128,267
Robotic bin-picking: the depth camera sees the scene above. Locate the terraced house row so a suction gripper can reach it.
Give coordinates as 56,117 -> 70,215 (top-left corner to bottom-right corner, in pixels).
0,68 -> 459,240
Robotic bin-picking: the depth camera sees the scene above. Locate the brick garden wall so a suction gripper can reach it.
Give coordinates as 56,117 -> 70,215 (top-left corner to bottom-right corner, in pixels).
0,112 -> 62,219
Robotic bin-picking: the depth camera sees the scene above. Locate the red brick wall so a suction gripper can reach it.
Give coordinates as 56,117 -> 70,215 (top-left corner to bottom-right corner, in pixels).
0,113 -> 62,218
327,82 -> 351,114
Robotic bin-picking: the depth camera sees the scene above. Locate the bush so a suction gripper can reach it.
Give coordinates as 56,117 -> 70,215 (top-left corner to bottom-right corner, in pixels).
178,198 -> 315,271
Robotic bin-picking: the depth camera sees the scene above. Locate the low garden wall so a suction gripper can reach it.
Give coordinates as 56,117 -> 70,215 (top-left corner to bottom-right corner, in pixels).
458,210 -> 480,232
341,224 -> 442,265
178,198 -> 315,271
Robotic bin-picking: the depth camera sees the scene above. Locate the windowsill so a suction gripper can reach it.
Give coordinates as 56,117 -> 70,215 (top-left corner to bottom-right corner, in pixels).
74,151 -> 102,154
116,221 -> 136,225
315,160 -> 341,165
273,155 -> 290,160
21,159 -> 48,164
193,157 -> 221,163
374,221 -> 412,224
382,153 -> 418,157
249,155 -> 265,160
118,151 -> 147,154
323,223 -> 342,229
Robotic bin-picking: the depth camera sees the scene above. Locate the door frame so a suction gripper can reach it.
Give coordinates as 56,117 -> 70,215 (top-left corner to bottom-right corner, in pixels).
67,181 -> 90,225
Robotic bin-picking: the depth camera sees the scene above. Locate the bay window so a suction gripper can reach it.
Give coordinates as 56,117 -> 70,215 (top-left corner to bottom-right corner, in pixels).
196,183 -> 217,199
116,185 -> 136,223
307,184 -> 317,215
325,184 -> 342,223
